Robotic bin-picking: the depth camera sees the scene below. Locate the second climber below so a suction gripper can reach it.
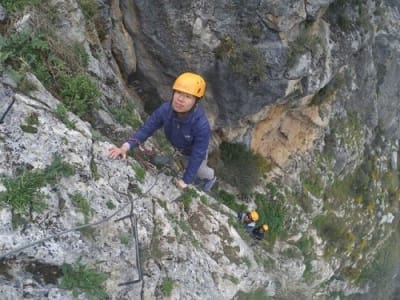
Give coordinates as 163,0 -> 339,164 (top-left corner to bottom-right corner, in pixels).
108,72 -> 216,191
237,210 -> 259,232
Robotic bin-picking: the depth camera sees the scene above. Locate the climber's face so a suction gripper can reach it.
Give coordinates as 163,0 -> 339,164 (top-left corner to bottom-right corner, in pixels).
172,90 -> 197,113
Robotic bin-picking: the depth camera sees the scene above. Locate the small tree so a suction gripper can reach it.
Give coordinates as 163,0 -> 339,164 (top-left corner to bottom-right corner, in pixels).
219,141 -> 264,195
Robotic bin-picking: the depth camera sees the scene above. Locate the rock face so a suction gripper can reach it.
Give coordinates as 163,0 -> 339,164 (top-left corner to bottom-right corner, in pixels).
0,77 -> 271,299
118,0 -> 400,166
0,0 -> 400,299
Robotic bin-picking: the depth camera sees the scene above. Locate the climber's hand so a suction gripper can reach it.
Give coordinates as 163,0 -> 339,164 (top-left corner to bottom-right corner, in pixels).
108,143 -> 130,160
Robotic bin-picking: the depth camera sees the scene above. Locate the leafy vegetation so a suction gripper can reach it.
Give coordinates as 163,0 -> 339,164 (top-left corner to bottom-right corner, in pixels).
60,259 -> 108,299
0,31 -> 52,85
357,220 -> 400,298
287,31 -> 322,67
219,141 -> 266,195
0,0 -> 40,12
111,107 -> 142,129
105,200 -> 116,210
160,277 -> 175,297
54,104 -> 76,129
119,233 -> 131,246
20,112 -> 40,134
301,168 -> 324,198
181,187 -> 199,211
235,288 -> 269,300
326,153 -> 378,209
328,0 -> 371,32
254,192 -> 286,243
132,163 -> 146,183
217,190 -> 246,212
71,193 -> 91,222
78,0 -> 98,19
313,212 -> 355,255
214,35 -> 266,84
58,74 -> 100,119
295,236 -> 314,282
0,156 -> 74,216
0,27 -> 100,122
310,72 -> 345,106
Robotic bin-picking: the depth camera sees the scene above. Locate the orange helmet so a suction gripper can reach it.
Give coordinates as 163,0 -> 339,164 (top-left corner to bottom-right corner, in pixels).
172,72 -> 206,98
262,224 -> 269,232
249,210 -> 259,222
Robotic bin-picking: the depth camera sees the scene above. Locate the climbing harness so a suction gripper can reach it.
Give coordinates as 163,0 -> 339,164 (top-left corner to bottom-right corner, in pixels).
0,96 -> 16,124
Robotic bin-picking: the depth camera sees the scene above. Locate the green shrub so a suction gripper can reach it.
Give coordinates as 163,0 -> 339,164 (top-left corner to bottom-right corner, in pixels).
0,156 -> 74,215
328,0 -> 352,31
227,274 -> 239,284
295,236 -> 314,282
376,63 -> 387,92
243,22 -> 263,42
105,200 -> 116,210
0,0 -> 40,11
72,43 -> 90,68
287,32 -> 321,67
326,155 -> 376,208
119,233 -> 131,246
78,0 -> 98,19
59,74 -> 100,118
20,112 -> 40,134
295,236 -> 314,256
228,41 -> 266,81
132,164 -> 146,183
160,277 -> 175,297
111,107 -> 142,129
60,259 -> 108,299
44,156 -> 75,183
0,170 -> 47,213
265,182 -> 278,198
0,31 -> 52,85
254,193 -> 286,242
214,35 -> 234,59
71,193 -> 91,221
311,72 -> 345,106
357,221 -> 400,298
54,103 -> 76,129
1,30 -> 100,122
235,288 -> 269,300
301,170 -> 324,197
214,36 -> 266,83
313,213 -> 354,252
219,141 -> 263,195
181,188 -> 198,211
242,256 -> 252,268
217,190 -> 246,212
200,195 -> 208,205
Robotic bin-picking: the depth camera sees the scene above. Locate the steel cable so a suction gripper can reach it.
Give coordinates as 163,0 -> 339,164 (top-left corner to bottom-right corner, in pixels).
0,168 -> 161,261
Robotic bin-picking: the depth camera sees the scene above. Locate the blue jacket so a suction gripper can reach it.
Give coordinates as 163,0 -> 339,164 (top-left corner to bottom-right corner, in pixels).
127,102 -> 211,184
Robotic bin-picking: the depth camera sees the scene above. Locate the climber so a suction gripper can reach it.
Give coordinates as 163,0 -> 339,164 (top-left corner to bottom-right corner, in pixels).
249,224 -> 269,247
237,210 -> 259,231
108,72 -> 216,191
251,224 -> 269,241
